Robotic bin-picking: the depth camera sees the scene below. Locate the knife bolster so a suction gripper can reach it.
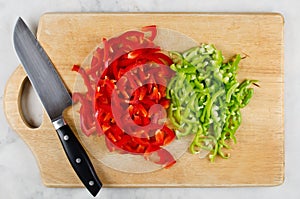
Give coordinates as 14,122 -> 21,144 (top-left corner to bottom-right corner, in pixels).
52,116 -> 66,130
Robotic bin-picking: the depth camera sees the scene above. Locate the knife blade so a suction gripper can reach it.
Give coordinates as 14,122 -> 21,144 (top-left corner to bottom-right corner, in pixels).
13,17 -> 102,196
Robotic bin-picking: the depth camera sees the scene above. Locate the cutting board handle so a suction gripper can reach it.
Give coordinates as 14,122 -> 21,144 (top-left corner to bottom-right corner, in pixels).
4,66 -> 49,136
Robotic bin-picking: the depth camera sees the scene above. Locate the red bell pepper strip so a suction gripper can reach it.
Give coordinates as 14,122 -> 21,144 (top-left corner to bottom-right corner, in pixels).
142,25 -> 157,41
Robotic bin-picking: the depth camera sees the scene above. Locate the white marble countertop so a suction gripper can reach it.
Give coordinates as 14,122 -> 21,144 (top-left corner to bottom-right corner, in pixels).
0,0 -> 299,198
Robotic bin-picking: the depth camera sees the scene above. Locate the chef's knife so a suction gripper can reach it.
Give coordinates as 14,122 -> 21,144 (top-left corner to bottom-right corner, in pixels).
13,17 -> 102,197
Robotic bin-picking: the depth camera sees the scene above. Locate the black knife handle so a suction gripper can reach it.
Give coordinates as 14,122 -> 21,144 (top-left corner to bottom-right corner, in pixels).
56,123 -> 102,196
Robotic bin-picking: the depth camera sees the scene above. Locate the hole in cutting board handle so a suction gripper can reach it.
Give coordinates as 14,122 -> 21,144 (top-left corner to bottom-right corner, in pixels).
19,77 -> 43,128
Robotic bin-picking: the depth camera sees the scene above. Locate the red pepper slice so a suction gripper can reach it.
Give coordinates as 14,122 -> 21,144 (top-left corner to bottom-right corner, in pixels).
153,149 -> 176,168
162,125 -> 176,145
72,65 -> 95,98
142,25 -> 157,41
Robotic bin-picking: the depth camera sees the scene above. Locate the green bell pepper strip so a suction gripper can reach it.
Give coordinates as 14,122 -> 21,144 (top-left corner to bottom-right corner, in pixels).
226,82 -> 239,103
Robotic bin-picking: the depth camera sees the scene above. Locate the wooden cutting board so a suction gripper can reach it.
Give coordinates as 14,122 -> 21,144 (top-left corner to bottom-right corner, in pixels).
4,13 -> 284,187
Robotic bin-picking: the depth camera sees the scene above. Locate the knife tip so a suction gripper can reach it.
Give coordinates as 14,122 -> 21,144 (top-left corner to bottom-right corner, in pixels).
13,17 -> 28,44
15,17 -> 25,28
13,17 -> 30,60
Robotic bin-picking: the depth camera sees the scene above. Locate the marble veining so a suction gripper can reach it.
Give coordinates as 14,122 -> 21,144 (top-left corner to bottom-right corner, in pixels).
0,0 -> 299,198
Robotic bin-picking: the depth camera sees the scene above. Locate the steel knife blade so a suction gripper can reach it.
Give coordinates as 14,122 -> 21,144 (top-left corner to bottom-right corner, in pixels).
13,17 -> 102,196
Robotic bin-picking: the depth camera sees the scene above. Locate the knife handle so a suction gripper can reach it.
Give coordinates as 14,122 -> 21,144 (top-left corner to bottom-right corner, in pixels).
55,122 -> 102,197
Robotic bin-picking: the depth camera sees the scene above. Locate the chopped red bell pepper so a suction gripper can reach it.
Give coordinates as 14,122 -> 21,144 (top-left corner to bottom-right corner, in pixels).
72,25 -> 177,168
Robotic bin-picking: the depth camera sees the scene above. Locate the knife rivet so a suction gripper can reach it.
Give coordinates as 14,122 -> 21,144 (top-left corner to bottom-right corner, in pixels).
63,135 -> 69,141
89,180 -> 94,186
75,158 -> 81,164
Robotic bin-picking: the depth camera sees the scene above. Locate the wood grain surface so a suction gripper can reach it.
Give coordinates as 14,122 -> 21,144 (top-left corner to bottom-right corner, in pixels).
4,13 -> 284,187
